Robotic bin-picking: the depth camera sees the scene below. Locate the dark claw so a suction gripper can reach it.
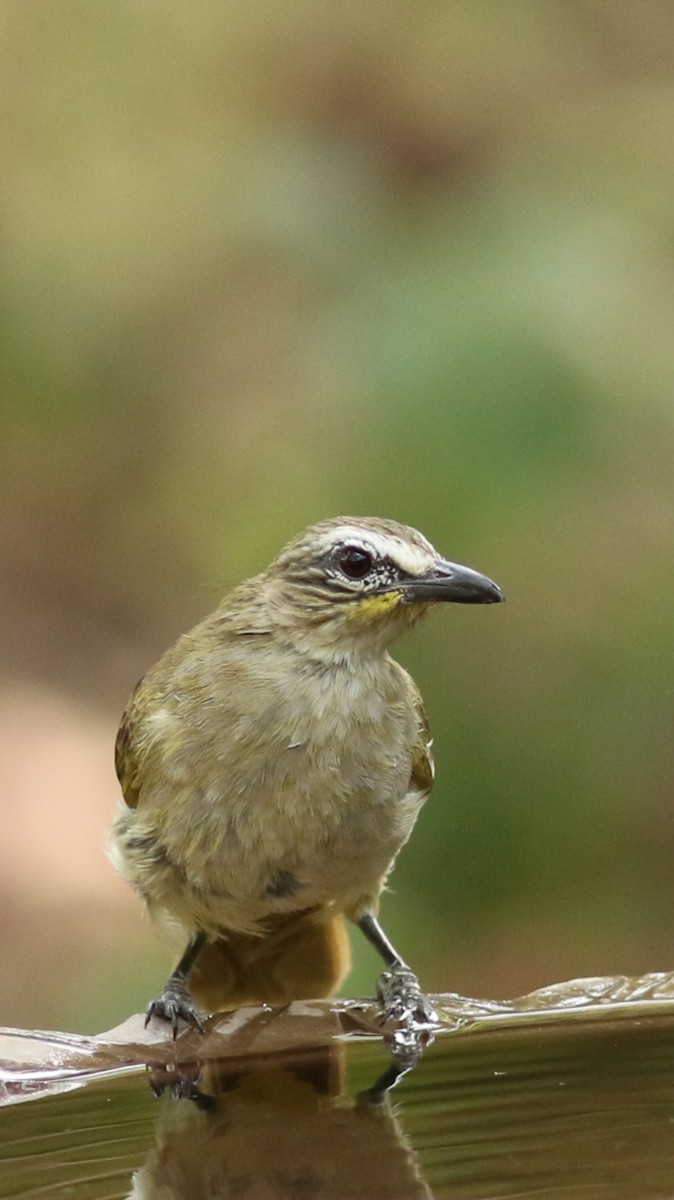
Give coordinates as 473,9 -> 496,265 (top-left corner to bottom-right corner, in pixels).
147,1061 -> 202,1099
377,966 -> 438,1027
145,978 -> 205,1039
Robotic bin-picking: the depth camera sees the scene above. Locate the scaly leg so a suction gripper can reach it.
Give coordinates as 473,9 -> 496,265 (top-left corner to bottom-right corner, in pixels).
145,931 -> 208,1039
357,912 -> 437,1026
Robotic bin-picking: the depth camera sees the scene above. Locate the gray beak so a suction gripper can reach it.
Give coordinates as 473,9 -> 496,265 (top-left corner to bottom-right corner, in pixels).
400,559 -> 504,605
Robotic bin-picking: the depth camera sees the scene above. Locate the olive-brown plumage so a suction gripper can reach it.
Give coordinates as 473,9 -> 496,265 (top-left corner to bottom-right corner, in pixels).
111,517 -> 503,1034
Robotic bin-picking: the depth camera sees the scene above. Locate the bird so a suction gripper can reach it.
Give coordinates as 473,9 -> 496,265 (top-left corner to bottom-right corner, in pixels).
110,517 -> 503,1037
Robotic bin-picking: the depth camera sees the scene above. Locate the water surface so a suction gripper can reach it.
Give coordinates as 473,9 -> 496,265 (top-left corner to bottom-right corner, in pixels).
3,1005 -> 674,1198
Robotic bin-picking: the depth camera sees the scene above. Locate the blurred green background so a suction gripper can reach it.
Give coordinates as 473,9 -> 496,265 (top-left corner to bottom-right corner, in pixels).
2,0 -> 674,1034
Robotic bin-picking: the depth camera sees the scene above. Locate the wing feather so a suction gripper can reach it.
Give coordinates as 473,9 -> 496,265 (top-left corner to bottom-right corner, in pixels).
407,677 -> 435,800
114,681 -> 144,809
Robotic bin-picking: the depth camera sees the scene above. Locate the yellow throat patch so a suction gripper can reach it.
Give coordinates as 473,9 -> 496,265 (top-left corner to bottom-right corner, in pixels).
348,591 -> 403,620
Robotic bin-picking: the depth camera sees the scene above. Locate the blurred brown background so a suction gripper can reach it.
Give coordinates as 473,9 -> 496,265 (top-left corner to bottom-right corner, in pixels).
2,1 -> 674,1033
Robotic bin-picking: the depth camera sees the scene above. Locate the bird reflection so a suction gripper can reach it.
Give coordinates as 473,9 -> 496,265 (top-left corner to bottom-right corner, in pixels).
131,1041 -> 431,1200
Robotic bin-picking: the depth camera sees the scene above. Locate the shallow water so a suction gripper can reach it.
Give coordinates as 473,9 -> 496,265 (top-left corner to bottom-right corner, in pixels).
3,1010 -> 674,1199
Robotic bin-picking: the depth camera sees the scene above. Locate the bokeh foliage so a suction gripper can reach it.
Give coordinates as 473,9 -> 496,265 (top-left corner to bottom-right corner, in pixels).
2,1 -> 674,1030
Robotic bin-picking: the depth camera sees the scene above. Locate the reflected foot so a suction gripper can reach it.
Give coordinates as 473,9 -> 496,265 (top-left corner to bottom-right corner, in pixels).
146,1062 -> 217,1110
378,965 -> 438,1028
145,977 -> 205,1040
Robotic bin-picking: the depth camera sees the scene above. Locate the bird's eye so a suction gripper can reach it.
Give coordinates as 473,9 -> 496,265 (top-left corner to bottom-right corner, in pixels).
337,545 -> 374,579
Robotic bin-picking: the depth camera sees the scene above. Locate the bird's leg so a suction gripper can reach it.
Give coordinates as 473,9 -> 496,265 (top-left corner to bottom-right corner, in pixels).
357,1053 -> 419,1107
145,931 -> 208,1039
358,912 -> 437,1027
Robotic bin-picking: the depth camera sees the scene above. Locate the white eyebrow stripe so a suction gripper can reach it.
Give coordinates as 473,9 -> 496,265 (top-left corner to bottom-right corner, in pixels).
388,541 -> 433,576
318,526 -> 435,577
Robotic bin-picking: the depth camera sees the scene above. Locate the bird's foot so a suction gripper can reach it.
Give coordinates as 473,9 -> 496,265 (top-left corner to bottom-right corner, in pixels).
145,976 -> 205,1040
377,966 -> 437,1069
146,1063 -> 218,1110
377,965 -> 438,1028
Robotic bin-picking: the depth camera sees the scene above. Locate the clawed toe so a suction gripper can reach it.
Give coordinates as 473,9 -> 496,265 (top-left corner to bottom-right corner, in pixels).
378,966 -> 438,1028
145,980 -> 205,1039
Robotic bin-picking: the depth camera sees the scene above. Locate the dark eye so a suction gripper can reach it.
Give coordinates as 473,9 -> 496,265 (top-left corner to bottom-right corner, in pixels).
337,545 -> 374,579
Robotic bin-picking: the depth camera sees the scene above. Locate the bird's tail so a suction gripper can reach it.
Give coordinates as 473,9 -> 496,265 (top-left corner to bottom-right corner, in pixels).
188,910 -> 351,1013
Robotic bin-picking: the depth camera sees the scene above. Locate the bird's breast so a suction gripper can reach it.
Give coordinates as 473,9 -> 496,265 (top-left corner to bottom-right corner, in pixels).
128,651 -> 423,917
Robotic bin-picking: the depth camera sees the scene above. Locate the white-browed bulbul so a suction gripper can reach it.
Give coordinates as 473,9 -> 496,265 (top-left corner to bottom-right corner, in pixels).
111,517 -> 503,1035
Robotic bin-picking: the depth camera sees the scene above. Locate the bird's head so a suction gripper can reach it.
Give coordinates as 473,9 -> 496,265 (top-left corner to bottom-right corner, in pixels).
258,517 -> 504,657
